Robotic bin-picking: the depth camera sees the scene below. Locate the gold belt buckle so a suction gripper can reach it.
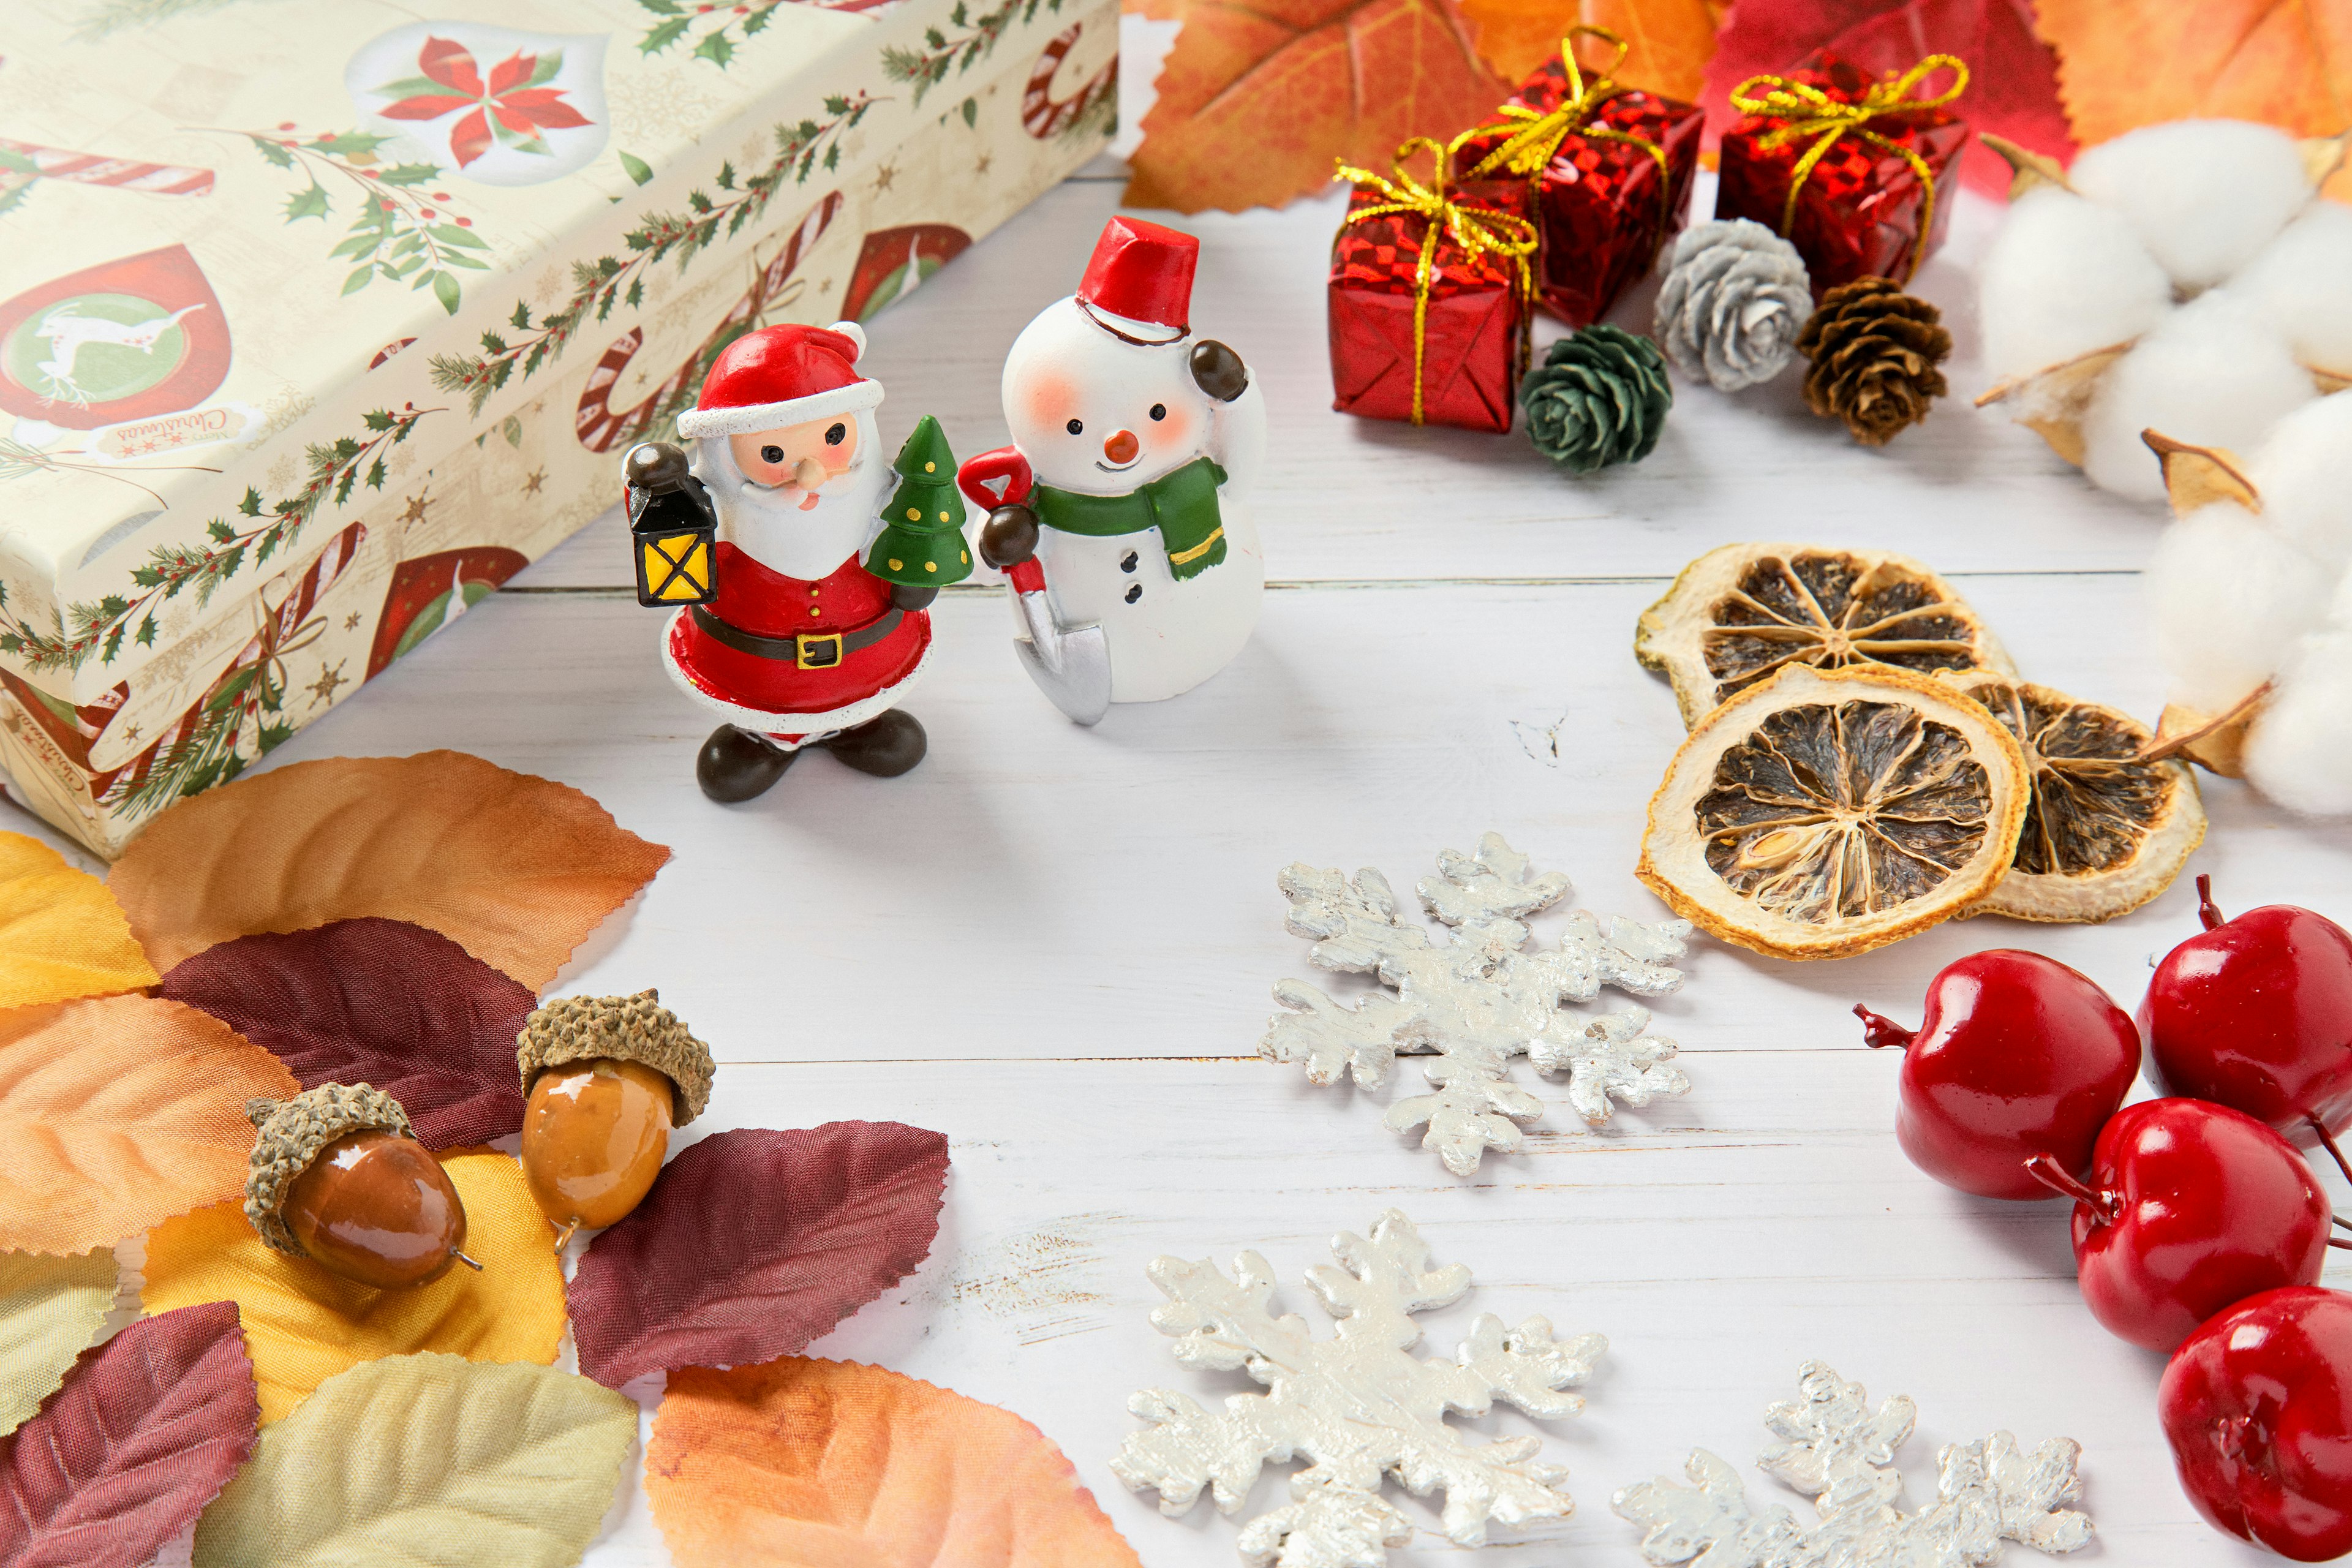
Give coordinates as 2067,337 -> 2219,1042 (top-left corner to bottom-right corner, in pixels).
795,630 -> 845,669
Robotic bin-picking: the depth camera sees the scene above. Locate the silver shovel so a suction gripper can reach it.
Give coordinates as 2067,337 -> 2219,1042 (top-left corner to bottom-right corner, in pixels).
1011,583 -> 1111,726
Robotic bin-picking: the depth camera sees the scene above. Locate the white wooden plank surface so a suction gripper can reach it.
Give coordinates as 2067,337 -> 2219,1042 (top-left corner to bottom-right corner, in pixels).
12,158 -> 2349,1568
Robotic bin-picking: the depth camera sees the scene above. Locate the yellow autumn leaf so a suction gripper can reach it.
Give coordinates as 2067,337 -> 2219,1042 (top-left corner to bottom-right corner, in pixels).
141,1149 -> 566,1423
0,832 -> 158,1009
1458,0 -> 1724,101
0,1249 -> 118,1438
0,995 -> 297,1256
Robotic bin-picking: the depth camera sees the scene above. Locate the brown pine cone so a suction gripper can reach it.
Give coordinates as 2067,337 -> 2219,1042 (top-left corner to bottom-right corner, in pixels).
1795,277 -> 1952,445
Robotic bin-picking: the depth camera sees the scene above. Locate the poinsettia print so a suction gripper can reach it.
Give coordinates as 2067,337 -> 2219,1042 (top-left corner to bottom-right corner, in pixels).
346,24 -> 609,189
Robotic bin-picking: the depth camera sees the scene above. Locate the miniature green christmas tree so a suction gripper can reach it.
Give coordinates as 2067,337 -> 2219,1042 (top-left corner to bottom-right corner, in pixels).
865,415 -> 972,588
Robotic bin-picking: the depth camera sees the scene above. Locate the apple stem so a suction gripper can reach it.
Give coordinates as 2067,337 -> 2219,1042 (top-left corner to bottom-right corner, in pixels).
2196,874 -> 2225,931
2330,1237 -> 2352,1251
1853,1004 -> 1916,1051
2022,1153 -> 2120,1221
2309,1117 -> 2352,1188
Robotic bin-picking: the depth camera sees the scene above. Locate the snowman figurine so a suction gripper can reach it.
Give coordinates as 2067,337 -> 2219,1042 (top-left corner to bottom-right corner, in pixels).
957,217 -> 1265,720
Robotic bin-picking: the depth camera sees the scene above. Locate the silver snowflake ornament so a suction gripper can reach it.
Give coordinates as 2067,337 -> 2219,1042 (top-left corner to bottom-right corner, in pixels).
1614,1361 -> 2095,1568
1112,1209 -> 1606,1568
1262,832 -> 1695,1173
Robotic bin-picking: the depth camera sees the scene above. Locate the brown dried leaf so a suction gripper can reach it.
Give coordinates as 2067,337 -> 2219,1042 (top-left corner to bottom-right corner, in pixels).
109,751 -> 669,991
0,995 -> 296,1256
647,1358 -> 1143,1567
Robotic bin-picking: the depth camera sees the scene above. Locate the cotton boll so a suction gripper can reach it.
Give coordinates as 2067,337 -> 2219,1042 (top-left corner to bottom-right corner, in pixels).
1978,187 -> 2174,380
2251,391 -> 2352,573
2228,201 -> 2352,372
2244,627 -> 2352,816
2146,502 -> 2332,709
2079,293 -> 2315,499
2070,120 -> 2312,290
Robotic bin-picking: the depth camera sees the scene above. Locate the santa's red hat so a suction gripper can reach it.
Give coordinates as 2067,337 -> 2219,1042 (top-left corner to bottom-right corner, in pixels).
1074,217 -> 1197,346
677,320 -> 883,439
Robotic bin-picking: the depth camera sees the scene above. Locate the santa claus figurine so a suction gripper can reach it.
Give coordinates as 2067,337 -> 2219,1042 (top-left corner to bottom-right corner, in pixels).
623,321 -> 967,802
957,217 -> 1265,721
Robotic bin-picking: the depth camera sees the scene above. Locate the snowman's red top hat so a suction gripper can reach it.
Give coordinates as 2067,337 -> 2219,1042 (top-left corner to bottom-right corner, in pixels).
677,320 -> 883,439
1074,217 -> 1197,346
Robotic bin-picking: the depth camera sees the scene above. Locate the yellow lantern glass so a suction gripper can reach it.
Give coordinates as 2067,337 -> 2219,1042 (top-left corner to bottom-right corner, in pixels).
633,524 -> 715,606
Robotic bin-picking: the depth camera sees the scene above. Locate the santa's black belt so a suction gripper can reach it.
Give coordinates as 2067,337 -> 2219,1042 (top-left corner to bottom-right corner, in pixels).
689,605 -> 902,669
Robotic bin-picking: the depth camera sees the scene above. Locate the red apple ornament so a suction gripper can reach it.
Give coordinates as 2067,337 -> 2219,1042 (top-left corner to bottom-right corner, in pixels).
1857,949 -> 2139,1200
2027,1098 -> 2331,1352
2161,1286 -> 2352,1561
2143,876 -> 2352,1147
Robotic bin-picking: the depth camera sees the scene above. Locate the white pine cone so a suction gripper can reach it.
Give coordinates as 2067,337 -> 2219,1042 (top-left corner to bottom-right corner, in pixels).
1654,219 -> 1814,391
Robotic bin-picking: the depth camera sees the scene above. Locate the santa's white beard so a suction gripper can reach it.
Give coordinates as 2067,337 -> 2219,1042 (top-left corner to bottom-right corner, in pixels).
691,417 -> 884,582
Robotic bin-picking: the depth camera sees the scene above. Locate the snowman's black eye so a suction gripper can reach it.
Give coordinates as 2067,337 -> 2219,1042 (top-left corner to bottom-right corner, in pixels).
1066,418 -> 1084,435
1149,404 -> 1167,421
825,423 -> 846,445
760,444 -> 784,464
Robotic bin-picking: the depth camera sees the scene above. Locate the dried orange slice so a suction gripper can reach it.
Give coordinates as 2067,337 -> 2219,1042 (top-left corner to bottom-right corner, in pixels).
1636,543 -> 2015,728
1638,664 -> 2030,960
1942,671 -> 2206,924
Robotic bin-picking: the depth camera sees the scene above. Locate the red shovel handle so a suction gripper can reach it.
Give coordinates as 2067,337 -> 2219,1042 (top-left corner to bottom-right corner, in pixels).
1005,558 -> 1047,594
957,445 -> 1032,509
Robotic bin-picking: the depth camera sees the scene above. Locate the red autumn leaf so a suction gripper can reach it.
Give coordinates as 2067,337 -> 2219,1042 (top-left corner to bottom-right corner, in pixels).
0,1303 -> 259,1568
420,36 -> 487,97
157,918 -> 534,1150
567,1123 -> 949,1389
1700,0 -> 2075,197
1125,0 -> 1511,213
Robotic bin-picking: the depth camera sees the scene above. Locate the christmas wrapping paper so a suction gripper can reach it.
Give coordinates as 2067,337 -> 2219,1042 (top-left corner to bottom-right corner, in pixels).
1714,52 -> 1970,295
0,0 -> 1115,857
1451,38 -> 1703,330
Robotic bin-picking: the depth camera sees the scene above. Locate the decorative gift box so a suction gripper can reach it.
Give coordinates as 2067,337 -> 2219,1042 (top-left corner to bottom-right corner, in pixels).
1714,52 -> 1970,294
1450,29 -> 1703,329
0,0 -> 1115,857
1328,142 -> 1537,434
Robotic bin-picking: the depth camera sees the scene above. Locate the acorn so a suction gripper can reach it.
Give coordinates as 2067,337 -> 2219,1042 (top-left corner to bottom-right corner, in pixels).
245,1084 -> 477,1289
515,990 -> 714,1244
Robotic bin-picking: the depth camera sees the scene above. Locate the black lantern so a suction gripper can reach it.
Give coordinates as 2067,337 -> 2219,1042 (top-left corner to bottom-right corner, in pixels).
625,441 -> 717,607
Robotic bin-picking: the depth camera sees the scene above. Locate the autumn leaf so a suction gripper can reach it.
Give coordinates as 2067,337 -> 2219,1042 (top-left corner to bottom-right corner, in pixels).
159,918 -> 535,1149
1459,0 -> 1723,102
0,1302 -> 259,1568
647,1358 -> 1144,1567
2037,0 -> 2352,198
108,750 -> 671,991
1703,0 -> 2074,197
1125,0 -> 1510,213
141,1150 -> 565,1422
0,1250 -> 117,1439
0,996 -> 297,1256
193,1354 -> 634,1568
0,832 -> 157,1011
567,1123 -> 949,1387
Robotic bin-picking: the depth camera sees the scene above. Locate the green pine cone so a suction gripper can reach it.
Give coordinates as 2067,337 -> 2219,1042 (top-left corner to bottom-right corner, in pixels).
1519,324 -> 1672,473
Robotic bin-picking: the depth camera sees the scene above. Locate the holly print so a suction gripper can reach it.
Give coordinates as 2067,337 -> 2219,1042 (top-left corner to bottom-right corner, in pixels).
884,0 -> 1065,105
371,38 -> 592,172
215,126 -> 487,314
635,0 -> 897,70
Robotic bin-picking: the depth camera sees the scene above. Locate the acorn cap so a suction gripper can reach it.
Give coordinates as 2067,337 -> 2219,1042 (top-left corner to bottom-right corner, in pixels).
244,1084 -> 415,1257
515,989 -> 714,1125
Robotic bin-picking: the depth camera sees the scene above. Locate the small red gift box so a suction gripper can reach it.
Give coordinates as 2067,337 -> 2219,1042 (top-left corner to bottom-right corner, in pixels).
1451,28 -> 1703,328
1716,51 -> 1970,295
1328,141 -> 1536,433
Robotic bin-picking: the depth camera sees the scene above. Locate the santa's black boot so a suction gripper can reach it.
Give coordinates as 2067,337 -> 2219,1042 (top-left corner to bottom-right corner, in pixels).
696,725 -> 796,802
821,709 -> 926,777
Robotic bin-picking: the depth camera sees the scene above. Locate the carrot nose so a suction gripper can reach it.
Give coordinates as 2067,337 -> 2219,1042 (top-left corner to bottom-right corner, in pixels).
1103,429 -> 1139,464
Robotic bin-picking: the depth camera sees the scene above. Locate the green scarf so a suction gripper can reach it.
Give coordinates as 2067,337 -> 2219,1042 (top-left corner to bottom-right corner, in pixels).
1031,456 -> 1229,581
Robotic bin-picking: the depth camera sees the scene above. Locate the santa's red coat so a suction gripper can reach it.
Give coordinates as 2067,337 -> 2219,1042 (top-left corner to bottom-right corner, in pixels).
663,543 -> 930,740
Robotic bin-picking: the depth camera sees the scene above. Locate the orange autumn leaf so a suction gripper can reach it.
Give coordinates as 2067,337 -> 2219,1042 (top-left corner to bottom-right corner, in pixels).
108,751 -> 670,992
0,995 -> 296,1255
141,1150 -> 567,1423
1125,0 -> 1510,213
1458,0 -> 1723,101
2037,0 -> 2352,198
0,831 -> 157,1010
646,1358 -> 1144,1567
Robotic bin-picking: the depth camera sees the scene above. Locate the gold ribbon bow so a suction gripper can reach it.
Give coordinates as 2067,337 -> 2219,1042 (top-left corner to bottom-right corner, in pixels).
1459,25 -> 1674,260
1729,54 -> 1970,281
1333,137 -> 1539,426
